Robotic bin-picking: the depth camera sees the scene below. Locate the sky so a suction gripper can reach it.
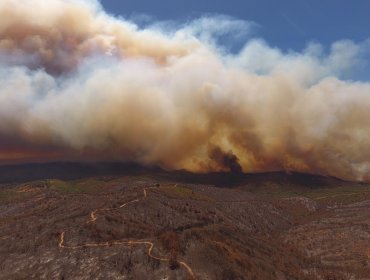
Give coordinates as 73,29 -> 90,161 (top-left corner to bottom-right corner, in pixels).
0,0 -> 370,181
101,0 -> 370,51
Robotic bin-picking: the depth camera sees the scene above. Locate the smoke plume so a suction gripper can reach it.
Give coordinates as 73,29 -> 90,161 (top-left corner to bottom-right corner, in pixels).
0,0 -> 370,181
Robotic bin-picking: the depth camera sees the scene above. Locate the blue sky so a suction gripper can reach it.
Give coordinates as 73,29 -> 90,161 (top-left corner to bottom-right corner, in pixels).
101,0 -> 370,51
1,0 -> 369,176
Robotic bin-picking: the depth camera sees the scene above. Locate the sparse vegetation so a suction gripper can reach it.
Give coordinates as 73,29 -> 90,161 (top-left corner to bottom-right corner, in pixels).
0,171 -> 369,279
152,184 -> 211,201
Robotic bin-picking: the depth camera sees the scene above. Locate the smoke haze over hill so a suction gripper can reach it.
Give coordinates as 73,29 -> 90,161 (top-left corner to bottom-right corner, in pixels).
0,0 -> 370,181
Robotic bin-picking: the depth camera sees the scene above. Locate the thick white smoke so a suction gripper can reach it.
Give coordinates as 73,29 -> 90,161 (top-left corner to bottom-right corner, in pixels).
0,0 -> 369,181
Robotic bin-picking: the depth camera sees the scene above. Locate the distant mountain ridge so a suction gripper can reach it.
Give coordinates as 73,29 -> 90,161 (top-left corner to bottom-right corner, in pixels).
0,162 -> 159,184
0,162 -> 352,188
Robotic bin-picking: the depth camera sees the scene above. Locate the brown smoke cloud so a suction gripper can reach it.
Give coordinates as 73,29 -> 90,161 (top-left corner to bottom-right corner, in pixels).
0,0 -> 370,181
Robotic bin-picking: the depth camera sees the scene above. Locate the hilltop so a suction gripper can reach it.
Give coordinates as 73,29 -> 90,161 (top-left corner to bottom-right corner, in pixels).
0,164 -> 369,279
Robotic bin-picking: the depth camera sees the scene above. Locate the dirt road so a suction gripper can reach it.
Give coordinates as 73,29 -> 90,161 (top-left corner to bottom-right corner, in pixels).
59,187 -> 195,279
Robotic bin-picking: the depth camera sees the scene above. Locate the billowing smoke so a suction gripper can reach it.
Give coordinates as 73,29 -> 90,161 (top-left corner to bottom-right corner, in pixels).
1,0 -> 370,181
208,145 -> 242,174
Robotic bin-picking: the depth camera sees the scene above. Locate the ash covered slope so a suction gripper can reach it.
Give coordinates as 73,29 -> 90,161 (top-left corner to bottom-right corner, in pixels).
0,168 -> 369,279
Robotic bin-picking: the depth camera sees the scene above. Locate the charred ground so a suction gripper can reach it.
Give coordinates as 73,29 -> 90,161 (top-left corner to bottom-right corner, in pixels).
0,163 -> 369,280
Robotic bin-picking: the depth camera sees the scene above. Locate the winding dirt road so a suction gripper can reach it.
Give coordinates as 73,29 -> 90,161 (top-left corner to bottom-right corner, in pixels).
88,199 -> 140,223
58,187 -> 195,279
316,193 -> 364,200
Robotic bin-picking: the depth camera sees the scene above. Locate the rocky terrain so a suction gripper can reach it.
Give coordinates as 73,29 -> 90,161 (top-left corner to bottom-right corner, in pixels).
0,164 -> 369,279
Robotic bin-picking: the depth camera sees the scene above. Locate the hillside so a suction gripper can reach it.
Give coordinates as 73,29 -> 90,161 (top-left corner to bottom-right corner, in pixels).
0,164 -> 369,279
